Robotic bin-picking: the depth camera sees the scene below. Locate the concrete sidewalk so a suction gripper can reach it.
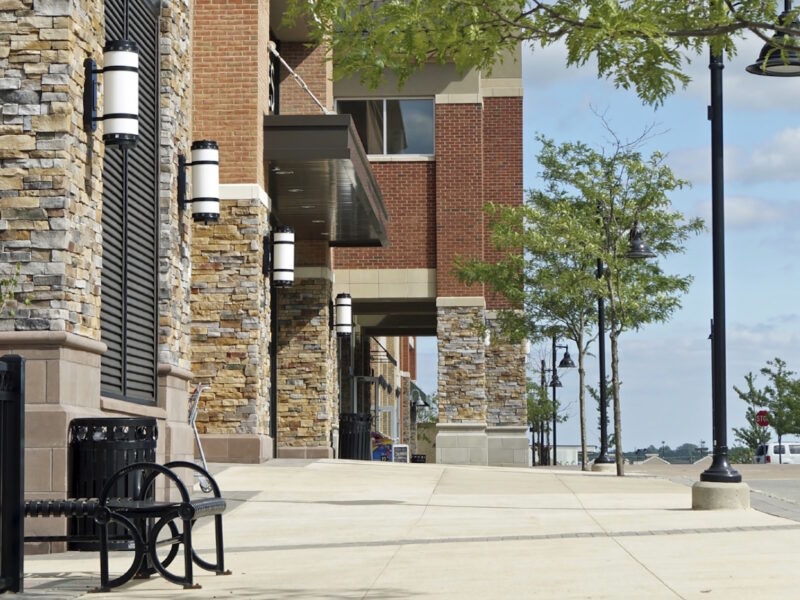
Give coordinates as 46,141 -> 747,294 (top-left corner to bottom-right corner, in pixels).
14,460 -> 800,599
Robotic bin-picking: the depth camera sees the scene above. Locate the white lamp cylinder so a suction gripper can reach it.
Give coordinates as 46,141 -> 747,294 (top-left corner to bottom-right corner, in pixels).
190,140 -> 220,223
335,293 -> 352,336
102,40 -> 139,146
272,226 -> 295,287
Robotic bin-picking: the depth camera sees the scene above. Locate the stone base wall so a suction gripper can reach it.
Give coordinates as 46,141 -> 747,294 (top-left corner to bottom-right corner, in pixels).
435,422 -> 487,466
1,333 -> 195,554
487,426 -> 530,467
198,432 -> 272,464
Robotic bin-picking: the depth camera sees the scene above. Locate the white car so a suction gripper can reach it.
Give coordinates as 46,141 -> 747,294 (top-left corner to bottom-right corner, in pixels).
754,442 -> 800,464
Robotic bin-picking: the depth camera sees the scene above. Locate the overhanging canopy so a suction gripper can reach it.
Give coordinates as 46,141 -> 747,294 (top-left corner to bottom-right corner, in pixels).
264,114 -> 389,247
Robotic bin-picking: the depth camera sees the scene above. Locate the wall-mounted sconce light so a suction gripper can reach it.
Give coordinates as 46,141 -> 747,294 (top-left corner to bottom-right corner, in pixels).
395,388 -> 401,399
178,140 -> 220,223
84,40 -> 140,146
335,293 -> 352,336
483,317 -> 491,347
272,225 -> 295,287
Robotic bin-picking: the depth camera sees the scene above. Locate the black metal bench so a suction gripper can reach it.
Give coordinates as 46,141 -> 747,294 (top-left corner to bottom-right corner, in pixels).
25,461 -> 230,591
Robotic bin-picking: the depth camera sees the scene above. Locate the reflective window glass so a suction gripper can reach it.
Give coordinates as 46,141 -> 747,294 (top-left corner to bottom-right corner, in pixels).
386,99 -> 434,154
337,99 -> 384,154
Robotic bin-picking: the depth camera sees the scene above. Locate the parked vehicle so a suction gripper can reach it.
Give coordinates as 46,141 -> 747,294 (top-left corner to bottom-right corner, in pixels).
754,442 -> 800,464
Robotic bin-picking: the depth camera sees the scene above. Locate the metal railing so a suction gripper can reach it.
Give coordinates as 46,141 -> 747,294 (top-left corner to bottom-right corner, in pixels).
0,355 -> 25,594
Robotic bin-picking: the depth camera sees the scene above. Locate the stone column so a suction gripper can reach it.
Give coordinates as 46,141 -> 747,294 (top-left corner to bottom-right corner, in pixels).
435,297 -> 488,465
191,185 -> 272,463
485,313 -> 529,467
276,268 -> 337,458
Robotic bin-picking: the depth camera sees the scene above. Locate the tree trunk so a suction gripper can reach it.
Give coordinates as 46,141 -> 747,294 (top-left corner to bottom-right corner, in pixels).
610,330 -> 624,476
578,333 -> 588,471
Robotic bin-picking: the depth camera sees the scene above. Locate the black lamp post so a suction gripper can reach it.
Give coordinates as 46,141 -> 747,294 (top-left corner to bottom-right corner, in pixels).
550,336 -> 575,466
594,223 -> 655,468
701,0 -> 800,483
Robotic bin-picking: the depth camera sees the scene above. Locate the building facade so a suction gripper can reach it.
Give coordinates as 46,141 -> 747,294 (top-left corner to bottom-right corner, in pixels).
2,0 -> 527,549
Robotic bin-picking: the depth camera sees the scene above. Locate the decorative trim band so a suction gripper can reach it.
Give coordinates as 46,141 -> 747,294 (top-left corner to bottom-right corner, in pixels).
436,296 -> 486,308
219,183 -> 270,211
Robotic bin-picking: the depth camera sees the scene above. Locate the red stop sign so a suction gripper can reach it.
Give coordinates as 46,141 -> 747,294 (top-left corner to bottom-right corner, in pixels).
756,410 -> 770,427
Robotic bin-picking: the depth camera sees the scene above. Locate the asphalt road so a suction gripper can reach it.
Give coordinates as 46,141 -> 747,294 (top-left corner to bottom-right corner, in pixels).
628,459 -> 800,521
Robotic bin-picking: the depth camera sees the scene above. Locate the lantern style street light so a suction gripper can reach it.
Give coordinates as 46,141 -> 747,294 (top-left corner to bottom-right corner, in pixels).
593,223 -> 656,471
550,336 -> 574,466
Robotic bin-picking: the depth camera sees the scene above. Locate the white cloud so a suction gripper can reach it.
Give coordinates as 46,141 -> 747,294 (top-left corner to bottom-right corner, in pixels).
691,195 -> 789,229
743,127 -> 800,182
522,40 -> 597,90
668,127 -> 800,186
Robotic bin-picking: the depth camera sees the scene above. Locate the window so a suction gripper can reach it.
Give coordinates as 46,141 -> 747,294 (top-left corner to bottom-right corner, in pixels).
776,445 -> 786,454
336,98 -> 434,155
790,445 -> 800,455
100,0 -> 160,404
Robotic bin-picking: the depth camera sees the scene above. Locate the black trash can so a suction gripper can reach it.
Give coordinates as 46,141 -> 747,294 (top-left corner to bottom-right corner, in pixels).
68,417 -> 158,550
338,413 -> 371,460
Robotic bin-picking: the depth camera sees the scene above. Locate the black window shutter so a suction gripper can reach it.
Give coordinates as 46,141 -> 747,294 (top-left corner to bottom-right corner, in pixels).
100,0 -> 159,404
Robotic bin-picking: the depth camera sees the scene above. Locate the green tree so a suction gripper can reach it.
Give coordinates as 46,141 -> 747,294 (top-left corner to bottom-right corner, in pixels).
535,131 -> 703,475
527,377 -> 553,466
760,358 -> 800,462
733,372 -> 771,451
293,0 -> 800,105
728,446 -> 754,464
458,130 -> 701,475
456,190 -> 598,470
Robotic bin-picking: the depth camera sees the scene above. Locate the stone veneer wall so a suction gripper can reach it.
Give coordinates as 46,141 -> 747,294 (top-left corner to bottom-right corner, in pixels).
190,198 -> 270,437
0,0 -> 104,337
436,304 -> 487,423
485,313 -> 526,427
159,0 -> 194,370
0,0 -> 197,549
276,275 -> 337,458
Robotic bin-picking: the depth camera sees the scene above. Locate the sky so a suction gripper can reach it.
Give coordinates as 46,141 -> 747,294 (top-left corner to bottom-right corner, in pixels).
415,31 -> 800,451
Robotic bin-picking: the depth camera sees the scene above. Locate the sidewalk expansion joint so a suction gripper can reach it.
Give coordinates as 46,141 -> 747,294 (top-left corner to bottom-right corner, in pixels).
219,523 -> 800,554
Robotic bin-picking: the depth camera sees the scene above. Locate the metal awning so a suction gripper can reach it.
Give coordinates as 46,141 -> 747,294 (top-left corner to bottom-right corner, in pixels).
264,114 -> 389,247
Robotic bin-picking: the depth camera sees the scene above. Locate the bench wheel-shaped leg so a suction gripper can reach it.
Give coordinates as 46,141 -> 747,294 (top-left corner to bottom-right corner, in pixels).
191,514 -> 231,576
95,511 -> 146,593
147,516 -> 199,589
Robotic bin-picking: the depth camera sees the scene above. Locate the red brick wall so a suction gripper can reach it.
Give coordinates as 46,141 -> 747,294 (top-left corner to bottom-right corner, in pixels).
399,336 -> 417,380
483,96 -> 523,309
435,103 -> 484,297
334,100 -> 522,304
296,240 -> 331,268
194,0 -> 267,186
278,42 -> 332,114
334,162 -> 436,269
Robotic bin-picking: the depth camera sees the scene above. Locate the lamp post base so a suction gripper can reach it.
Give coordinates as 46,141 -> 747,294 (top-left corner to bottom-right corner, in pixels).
691,481 -> 750,510
700,454 -> 742,483
591,461 -> 616,473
